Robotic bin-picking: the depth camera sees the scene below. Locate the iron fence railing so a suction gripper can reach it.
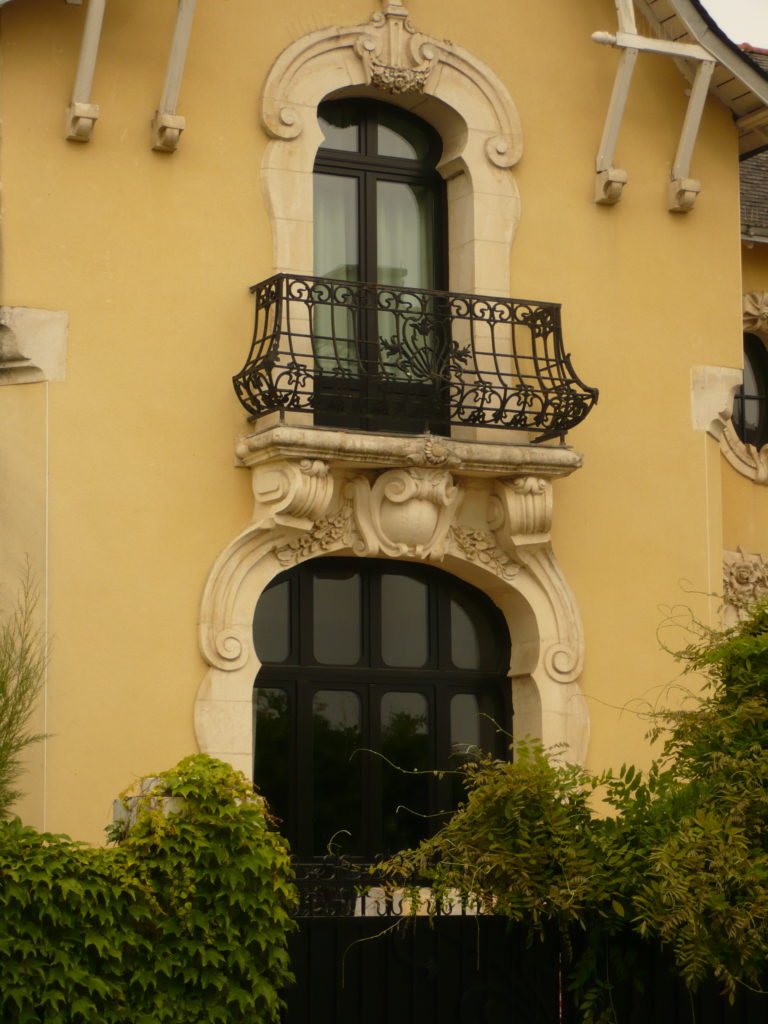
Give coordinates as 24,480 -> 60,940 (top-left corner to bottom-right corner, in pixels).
291,859 -> 488,919
233,274 -> 598,441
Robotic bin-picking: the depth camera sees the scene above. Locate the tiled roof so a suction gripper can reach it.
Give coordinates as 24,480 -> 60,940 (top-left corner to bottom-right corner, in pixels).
740,50 -> 768,238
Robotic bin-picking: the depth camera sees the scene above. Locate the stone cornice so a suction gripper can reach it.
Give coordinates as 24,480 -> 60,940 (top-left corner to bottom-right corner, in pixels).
235,425 -> 583,480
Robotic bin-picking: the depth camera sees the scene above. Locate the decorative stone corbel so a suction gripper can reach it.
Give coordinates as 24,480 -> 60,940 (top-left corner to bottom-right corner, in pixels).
488,476 -> 552,547
489,475 -> 584,686
250,458 -> 335,530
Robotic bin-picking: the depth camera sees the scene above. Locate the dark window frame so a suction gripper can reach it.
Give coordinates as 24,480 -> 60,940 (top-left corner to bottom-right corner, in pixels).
733,332 -> 768,450
253,557 -> 512,860
313,100 -> 449,433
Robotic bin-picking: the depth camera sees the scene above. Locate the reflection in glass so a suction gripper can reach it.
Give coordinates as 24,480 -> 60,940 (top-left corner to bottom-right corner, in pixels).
253,687 -> 290,825
450,693 -> 481,756
318,110 -> 359,152
376,107 -> 434,161
313,173 -> 360,375
381,574 -> 428,667
313,570 -> 361,665
381,691 -> 430,850
450,591 -> 499,670
312,690 -> 362,855
252,580 -> 290,664
376,181 -> 436,382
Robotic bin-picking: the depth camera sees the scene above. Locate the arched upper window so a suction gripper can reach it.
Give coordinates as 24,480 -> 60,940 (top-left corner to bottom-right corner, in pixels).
252,558 -> 511,860
733,332 -> 768,450
312,100 -> 448,433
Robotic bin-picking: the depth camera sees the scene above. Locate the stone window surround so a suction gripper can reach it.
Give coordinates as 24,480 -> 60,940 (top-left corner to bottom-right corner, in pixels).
694,292 -> 768,483
259,0 -> 523,296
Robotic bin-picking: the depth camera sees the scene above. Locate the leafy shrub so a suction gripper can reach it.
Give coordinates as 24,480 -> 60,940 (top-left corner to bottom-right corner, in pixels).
0,755 -> 296,1023
0,575 -> 45,817
378,600 -> 768,1022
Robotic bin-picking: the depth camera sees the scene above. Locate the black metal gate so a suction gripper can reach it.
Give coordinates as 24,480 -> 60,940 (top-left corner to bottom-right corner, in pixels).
283,862 -> 562,1024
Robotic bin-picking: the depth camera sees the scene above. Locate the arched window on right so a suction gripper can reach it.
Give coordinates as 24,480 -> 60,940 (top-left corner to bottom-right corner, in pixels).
733,332 -> 768,450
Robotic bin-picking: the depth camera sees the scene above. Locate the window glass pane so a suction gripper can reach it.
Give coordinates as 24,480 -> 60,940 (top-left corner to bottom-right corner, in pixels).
252,580 -> 290,663
380,573 -> 429,667
450,590 -> 500,670
312,690 -> 362,855
381,691 -> 430,850
318,109 -> 359,152
376,108 -> 434,161
312,569 -> 361,664
253,687 -> 290,825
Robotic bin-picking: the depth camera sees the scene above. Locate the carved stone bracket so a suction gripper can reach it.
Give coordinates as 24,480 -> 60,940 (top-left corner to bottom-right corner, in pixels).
250,457 -> 335,530
723,547 -> 768,620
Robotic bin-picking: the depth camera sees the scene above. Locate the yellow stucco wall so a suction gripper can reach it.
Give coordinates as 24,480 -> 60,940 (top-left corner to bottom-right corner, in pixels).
0,0 -> 746,842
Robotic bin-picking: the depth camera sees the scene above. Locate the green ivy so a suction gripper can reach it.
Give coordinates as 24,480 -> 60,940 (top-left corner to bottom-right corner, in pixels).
0,755 -> 296,1023
377,600 -> 768,1023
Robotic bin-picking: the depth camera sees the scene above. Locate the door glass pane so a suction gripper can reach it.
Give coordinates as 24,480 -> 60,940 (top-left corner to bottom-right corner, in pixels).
376,180 -> 437,382
380,691 -> 430,850
450,693 -> 481,756
252,579 -> 290,663
253,687 -> 290,826
376,180 -> 434,290
313,173 -> 360,375
450,591 -> 500,670
380,573 -> 429,667
313,569 -> 361,665
312,690 -> 362,856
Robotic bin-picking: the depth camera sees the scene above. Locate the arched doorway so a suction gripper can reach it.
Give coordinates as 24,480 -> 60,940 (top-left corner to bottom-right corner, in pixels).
252,556 -> 511,860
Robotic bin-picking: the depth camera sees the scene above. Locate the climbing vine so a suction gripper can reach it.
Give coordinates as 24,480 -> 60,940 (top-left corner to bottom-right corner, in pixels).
0,755 -> 296,1023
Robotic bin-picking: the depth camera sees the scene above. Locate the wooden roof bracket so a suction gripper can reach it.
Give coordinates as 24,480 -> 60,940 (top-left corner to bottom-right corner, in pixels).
151,0 -> 197,152
65,0 -> 106,142
592,0 -> 715,211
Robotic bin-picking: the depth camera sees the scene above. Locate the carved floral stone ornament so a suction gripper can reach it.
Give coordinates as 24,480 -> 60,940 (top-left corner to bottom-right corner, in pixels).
358,1 -> 435,95
743,292 -> 768,342
723,548 -> 768,620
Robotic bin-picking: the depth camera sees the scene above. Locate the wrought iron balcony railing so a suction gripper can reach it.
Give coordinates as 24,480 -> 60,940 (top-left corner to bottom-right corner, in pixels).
233,274 -> 598,441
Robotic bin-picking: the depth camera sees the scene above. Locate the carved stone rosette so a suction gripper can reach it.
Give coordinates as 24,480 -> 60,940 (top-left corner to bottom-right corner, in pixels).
723,548 -> 768,621
196,426 -> 590,777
